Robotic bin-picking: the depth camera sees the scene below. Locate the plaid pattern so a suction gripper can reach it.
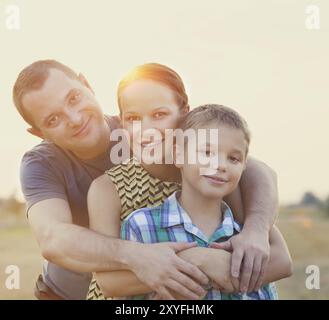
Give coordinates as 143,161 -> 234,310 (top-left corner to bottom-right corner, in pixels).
121,191 -> 278,300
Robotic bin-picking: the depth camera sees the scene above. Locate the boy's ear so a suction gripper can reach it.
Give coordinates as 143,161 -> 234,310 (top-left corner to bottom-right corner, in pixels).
27,127 -> 44,139
78,73 -> 95,95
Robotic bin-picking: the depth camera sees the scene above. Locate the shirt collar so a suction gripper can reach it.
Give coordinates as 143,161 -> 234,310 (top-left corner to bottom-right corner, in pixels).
161,191 -> 241,239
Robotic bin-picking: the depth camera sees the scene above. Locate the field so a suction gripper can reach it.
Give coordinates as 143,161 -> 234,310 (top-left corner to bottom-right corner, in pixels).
0,207 -> 328,300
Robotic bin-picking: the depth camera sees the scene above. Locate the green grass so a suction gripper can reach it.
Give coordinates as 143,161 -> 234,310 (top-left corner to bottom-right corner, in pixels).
0,208 -> 328,299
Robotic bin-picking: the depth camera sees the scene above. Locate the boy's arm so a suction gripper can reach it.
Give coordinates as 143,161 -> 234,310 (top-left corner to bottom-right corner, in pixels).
223,157 -> 279,292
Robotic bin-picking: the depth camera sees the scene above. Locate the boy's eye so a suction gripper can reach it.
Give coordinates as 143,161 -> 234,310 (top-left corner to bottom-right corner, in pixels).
153,112 -> 166,119
47,115 -> 60,127
229,156 -> 241,163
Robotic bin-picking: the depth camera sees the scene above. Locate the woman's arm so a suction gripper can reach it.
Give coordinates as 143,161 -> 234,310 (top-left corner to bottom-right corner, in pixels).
88,174 -> 208,299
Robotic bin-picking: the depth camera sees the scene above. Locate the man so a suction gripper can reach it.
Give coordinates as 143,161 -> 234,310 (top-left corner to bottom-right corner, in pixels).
14,60 -> 278,299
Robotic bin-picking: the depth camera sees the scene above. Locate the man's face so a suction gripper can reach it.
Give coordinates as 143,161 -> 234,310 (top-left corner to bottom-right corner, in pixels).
22,69 -> 105,157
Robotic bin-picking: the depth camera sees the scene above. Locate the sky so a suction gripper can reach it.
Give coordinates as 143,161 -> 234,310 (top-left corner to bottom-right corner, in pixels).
0,0 -> 328,204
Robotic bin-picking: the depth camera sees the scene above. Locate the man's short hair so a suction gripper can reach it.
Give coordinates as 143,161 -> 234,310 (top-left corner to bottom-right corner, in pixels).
13,60 -> 79,128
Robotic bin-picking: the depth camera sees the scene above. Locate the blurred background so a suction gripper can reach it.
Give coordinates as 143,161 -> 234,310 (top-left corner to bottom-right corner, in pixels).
0,0 -> 328,299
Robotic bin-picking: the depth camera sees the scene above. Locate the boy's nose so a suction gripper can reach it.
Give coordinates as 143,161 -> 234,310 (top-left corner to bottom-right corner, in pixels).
216,157 -> 228,172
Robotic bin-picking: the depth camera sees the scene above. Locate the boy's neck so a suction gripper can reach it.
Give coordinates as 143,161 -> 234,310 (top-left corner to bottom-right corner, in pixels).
178,184 -> 223,238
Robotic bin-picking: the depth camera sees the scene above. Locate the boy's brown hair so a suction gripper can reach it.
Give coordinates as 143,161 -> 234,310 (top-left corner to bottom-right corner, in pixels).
178,104 -> 251,155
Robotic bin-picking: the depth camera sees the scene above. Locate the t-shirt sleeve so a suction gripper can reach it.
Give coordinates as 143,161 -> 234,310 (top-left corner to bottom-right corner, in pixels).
20,151 -> 67,215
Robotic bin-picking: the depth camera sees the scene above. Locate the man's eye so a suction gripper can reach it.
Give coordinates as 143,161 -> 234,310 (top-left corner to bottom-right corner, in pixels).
70,92 -> 81,104
47,116 -> 59,127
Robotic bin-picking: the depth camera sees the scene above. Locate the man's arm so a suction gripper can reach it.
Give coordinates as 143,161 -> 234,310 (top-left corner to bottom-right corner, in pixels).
210,225 -> 292,291
98,223 -> 293,298
223,157 -> 279,292
28,198 -> 136,273
95,248 -> 233,298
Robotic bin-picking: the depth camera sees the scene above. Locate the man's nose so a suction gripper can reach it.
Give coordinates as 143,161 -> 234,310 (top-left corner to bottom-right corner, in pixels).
67,109 -> 83,128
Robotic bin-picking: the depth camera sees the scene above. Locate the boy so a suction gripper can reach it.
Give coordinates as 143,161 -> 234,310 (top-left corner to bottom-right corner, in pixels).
120,104 -> 290,299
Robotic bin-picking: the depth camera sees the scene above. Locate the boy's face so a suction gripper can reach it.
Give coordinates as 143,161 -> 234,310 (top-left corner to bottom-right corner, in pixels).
22,69 -> 105,158
177,124 -> 248,199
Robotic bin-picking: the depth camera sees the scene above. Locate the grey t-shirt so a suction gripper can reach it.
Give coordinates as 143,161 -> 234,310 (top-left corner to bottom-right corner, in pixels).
20,115 -> 128,299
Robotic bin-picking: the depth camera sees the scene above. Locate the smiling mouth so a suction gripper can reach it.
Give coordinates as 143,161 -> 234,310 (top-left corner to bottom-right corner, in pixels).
202,175 -> 229,185
73,117 -> 91,137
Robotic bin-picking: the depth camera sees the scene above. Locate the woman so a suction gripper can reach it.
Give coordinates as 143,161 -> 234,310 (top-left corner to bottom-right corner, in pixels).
86,63 -> 291,300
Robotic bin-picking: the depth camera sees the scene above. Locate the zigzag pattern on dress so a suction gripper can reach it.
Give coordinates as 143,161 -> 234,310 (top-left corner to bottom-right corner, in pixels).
86,157 -> 181,300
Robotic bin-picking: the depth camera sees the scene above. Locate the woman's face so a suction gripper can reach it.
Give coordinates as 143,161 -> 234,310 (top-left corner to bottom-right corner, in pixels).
119,79 -> 186,164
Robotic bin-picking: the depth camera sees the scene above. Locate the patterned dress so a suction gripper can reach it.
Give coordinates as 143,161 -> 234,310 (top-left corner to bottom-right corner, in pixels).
86,157 -> 180,300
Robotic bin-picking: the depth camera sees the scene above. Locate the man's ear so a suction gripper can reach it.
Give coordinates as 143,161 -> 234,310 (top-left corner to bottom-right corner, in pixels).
78,73 -> 95,95
27,127 -> 44,139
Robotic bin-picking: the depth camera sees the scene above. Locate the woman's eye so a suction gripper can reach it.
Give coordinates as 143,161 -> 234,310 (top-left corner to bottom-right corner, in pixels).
198,150 -> 212,157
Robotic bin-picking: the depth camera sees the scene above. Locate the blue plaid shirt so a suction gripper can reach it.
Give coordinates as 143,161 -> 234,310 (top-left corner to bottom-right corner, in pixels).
121,191 -> 278,300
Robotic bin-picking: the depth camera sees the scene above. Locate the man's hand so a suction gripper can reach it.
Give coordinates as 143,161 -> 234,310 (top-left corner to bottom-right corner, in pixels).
180,247 -> 239,294
210,229 -> 270,293
129,242 -> 209,300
